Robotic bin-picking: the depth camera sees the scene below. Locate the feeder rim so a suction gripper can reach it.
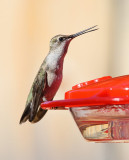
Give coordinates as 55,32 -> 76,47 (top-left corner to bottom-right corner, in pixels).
40,96 -> 129,110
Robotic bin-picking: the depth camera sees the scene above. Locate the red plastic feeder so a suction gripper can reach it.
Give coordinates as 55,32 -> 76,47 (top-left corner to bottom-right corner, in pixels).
41,75 -> 129,142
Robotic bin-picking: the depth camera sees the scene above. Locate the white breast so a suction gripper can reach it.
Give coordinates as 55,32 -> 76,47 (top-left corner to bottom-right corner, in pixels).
47,71 -> 57,87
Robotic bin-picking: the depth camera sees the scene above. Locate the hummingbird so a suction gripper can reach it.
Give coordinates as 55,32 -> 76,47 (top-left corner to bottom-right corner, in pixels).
20,25 -> 98,124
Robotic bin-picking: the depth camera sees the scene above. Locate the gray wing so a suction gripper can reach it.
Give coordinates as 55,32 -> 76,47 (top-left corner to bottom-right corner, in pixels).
20,67 -> 47,124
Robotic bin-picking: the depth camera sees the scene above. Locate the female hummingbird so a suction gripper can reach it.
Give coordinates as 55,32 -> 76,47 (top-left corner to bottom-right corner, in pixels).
20,25 -> 98,124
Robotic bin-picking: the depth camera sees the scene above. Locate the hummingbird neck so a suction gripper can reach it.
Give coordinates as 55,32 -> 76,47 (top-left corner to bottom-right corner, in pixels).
46,40 -> 71,71
45,49 -> 66,72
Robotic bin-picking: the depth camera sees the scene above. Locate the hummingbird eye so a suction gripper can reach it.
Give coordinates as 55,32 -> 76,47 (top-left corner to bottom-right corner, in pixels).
59,37 -> 64,42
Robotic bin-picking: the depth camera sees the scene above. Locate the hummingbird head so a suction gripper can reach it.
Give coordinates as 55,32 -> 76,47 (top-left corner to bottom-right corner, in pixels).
49,25 -> 98,54
49,34 -> 72,52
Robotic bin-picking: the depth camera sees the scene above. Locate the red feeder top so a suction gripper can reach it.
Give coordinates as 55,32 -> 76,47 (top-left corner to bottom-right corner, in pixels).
41,75 -> 129,110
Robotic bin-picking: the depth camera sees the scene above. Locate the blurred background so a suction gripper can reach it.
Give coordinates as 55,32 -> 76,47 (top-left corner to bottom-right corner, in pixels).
1,0 -> 129,160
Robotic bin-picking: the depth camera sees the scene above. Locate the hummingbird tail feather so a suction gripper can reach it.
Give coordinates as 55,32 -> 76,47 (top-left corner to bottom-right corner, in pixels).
20,103 -> 47,124
19,104 -> 31,124
30,108 -> 47,123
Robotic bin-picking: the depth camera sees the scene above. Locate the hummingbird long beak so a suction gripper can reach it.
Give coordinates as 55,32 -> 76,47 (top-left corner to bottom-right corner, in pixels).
67,25 -> 98,39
